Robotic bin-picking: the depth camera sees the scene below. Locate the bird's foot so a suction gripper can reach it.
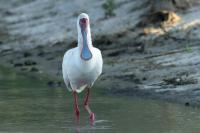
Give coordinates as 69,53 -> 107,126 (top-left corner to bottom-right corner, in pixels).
89,112 -> 95,125
75,109 -> 80,123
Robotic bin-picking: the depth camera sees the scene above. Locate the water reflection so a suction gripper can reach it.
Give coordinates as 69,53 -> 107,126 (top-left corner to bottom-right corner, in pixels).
1,67 -> 200,133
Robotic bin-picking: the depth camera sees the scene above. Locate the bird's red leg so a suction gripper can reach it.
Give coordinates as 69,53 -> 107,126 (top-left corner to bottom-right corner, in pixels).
84,88 -> 95,125
73,91 -> 80,123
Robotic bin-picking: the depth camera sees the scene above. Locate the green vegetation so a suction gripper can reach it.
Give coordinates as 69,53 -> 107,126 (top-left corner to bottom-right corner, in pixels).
102,0 -> 115,18
185,45 -> 193,53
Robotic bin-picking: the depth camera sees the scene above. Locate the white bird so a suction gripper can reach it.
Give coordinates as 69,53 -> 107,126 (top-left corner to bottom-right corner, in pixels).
62,13 -> 103,125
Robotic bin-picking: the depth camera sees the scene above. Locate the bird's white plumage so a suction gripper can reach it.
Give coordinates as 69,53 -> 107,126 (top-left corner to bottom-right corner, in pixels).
62,13 -> 103,93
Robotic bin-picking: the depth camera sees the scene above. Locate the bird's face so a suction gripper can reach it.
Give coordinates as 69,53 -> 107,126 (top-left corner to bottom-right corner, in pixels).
79,17 -> 88,31
78,13 -> 92,60
78,13 -> 89,32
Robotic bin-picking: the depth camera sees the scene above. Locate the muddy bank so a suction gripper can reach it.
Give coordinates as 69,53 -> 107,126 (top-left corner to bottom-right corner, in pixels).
0,0 -> 200,107
1,27 -> 200,107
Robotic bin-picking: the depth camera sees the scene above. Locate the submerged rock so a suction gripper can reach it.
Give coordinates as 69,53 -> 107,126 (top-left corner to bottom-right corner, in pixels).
14,63 -> 23,67
30,67 -> 39,72
23,52 -> 32,58
24,60 -> 37,66
47,80 -> 63,87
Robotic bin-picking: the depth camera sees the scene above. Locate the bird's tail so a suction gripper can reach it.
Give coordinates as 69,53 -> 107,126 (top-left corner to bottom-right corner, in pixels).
75,84 -> 87,93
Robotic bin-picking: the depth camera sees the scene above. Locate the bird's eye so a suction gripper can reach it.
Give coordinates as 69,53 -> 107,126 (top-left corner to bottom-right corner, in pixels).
80,18 -> 87,24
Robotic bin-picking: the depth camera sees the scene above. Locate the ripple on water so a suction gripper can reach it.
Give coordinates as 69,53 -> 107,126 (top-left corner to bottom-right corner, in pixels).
1,67 -> 200,133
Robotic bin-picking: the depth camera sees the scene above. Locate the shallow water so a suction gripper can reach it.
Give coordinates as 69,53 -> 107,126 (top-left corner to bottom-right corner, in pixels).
0,67 -> 200,133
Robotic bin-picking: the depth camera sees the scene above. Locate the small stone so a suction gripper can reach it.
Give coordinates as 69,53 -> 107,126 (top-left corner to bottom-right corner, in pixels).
14,63 -> 23,67
37,51 -> 45,57
21,67 -> 28,71
46,57 -> 54,60
143,77 -> 147,81
3,11 -> 14,16
47,81 -> 55,87
30,67 -> 39,72
57,81 -> 62,87
185,102 -> 190,106
135,44 -> 145,53
24,60 -> 37,66
47,81 -> 63,87
23,52 -> 32,57
175,78 -> 181,82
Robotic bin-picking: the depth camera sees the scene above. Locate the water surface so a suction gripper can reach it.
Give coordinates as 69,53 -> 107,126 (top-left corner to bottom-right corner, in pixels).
0,67 -> 200,133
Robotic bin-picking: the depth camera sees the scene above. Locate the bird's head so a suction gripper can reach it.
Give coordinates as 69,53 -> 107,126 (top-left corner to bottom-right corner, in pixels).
78,13 -> 89,31
77,13 -> 92,60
